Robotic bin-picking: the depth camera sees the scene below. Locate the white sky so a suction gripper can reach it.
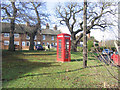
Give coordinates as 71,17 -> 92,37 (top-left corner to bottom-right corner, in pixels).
2,0 -> 118,42
45,1 -> 118,42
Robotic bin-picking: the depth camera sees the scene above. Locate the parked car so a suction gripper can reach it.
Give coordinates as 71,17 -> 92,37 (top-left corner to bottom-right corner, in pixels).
111,51 -> 120,66
35,44 -> 45,50
102,49 -> 113,55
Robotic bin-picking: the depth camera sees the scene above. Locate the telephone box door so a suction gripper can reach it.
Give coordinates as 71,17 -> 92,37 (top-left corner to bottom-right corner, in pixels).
64,38 -> 71,62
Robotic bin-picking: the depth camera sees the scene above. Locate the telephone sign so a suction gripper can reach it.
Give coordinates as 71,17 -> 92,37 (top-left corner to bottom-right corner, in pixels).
57,33 -> 71,62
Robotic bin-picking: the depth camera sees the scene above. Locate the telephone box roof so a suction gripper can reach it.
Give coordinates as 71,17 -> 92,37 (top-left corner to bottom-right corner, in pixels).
57,33 -> 71,36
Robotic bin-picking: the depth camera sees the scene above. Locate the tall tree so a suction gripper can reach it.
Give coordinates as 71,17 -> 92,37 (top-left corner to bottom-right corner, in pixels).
19,2 -> 48,50
56,2 -> 117,52
83,0 -> 87,68
1,1 -> 18,51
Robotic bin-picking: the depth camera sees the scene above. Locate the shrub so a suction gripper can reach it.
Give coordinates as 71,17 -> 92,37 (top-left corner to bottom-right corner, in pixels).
77,46 -> 83,52
111,47 -> 116,51
87,40 -> 94,51
95,43 -> 99,46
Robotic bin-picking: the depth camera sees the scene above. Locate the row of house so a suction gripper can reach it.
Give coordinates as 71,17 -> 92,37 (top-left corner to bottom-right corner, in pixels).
1,22 -> 61,50
1,22 -> 101,50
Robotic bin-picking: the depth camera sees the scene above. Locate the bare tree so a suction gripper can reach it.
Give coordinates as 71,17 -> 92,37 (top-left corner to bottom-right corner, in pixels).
1,1 -> 18,51
19,2 -> 48,50
56,2 -> 117,52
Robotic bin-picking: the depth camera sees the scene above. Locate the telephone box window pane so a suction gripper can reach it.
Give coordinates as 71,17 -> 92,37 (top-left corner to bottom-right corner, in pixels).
65,51 -> 69,58
58,39 -> 62,58
65,39 -> 69,59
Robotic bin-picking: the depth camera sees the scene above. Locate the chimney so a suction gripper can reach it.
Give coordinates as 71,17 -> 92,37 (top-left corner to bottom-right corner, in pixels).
26,22 -> 29,26
46,23 -> 49,29
53,25 -> 57,30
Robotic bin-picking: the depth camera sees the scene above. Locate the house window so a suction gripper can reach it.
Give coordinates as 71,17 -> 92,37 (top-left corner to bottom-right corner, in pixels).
55,43 -> 57,46
4,33 -> 9,37
43,35 -> 45,40
14,41 -> 19,45
14,34 -> 19,38
47,42 -> 49,45
51,43 -> 54,46
22,41 -> 25,46
4,41 -> 9,45
34,35 -> 37,40
37,42 -> 40,44
26,35 -> 30,39
26,41 -> 30,46
34,41 -> 36,46
43,42 -> 45,45
51,36 -> 54,40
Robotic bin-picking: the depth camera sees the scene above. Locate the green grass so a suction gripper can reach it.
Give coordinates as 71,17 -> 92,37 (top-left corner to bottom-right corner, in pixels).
2,50 -> 118,88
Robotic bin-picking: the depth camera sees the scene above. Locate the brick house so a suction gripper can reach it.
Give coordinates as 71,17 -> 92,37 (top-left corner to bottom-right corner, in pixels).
1,22 -> 61,50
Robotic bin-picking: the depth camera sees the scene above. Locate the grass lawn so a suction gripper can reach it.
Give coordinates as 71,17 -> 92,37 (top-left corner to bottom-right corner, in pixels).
2,50 -> 118,88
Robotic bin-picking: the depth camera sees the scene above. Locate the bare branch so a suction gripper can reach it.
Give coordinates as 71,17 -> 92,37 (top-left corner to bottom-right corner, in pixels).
1,7 -> 11,17
71,12 -> 76,31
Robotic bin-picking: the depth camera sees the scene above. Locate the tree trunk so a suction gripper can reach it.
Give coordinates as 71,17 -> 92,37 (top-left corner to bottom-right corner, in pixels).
8,19 -> 15,51
8,2 -> 17,51
71,41 -> 77,52
71,33 -> 77,52
29,34 -> 35,50
83,0 -> 87,68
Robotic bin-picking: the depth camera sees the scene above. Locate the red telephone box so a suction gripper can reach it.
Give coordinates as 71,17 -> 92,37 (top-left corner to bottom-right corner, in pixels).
57,33 -> 71,62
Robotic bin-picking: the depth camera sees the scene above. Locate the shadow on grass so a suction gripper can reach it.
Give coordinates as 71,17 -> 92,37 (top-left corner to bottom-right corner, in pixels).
71,59 -> 82,62
2,50 -> 104,83
4,64 -> 104,80
2,50 -> 58,83
23,53 -> 56,56
56,64 -> 104,74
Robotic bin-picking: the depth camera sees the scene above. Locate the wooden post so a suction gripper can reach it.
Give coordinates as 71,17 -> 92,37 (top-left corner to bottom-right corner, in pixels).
83,0 -> 87,68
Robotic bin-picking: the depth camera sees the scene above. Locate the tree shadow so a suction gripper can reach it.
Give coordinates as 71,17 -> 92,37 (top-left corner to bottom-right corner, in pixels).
71,59 -> 83,62
2,50 -> 59,83
6,64 -> 104,80
23,53 -> 56,56
57,64 -> 104,73
2,50 -> 104,84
